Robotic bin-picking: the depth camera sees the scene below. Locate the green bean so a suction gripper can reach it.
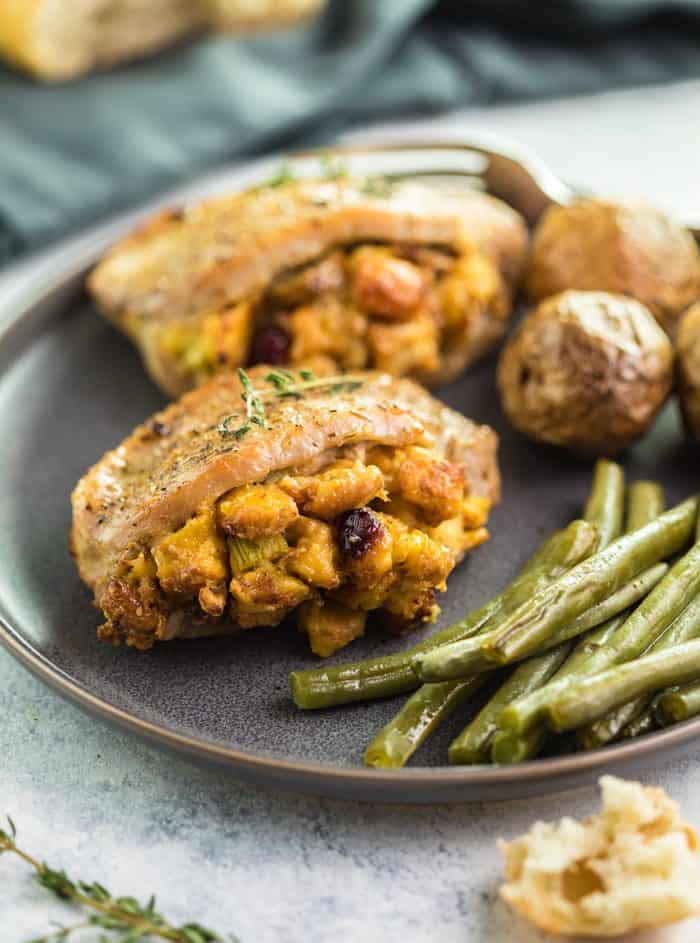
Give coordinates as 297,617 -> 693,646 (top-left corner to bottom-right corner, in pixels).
487,466 -> 635,762
578,590 -> 700,748
447,644 -> 570,764
548,638 -> 700,732
548,565 -> 667,646
578,697 -> 649,749
491,727 -> 548,764
416,562 -> 669,682
625,481 -> 665,533
416,499 -> 696,684
583,460 -> 625,550
484,498 -> 697,666
364,677 -> 487,768
620,707 -> 657,739
497,614 -> 628,734
655,680 -> 700,725
290,519 -> 598,709
501,541 -> 700,734
498,483 -> 669,738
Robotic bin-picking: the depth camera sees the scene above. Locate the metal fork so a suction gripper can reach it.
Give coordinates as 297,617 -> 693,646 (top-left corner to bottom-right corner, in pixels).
300,133 -> 700,238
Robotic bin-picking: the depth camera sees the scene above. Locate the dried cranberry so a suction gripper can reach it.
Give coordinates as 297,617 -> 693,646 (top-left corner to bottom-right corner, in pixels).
251,325 -> 290,365
337,508 -> 383,559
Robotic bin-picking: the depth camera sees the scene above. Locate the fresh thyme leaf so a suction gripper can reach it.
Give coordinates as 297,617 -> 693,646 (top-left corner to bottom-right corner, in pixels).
265,370 -> 293,391
319,149 -> 347,180
265,163 -> 295,188
217,416 -> 250,440
121,931 -> 149,943
180,927 -> 221,943
238,367 -> 253,394
360,175 -> 394,198
90,915 -> 132,930
38,865 -> 75,899
79,880 -> 111,903
329,380 -> 364,395
238,368 -> 267,427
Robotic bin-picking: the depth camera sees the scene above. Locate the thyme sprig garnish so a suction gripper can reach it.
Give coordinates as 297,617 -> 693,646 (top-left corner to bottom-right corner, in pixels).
319,149 -> 348,181
265,162 -> 295,188
0,816 -> 232,943
359,175 -> 394,199
258,151 -> 394,201
218,369 -> 365,440
259,149 -> 349,192
240,366 -> 267,430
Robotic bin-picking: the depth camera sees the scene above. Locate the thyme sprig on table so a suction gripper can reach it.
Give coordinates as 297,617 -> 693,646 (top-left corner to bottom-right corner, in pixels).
0,816 -> 232,943
218,369 -> 365,440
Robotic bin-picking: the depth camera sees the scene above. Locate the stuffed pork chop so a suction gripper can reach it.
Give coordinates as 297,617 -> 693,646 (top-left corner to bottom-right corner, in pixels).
71,367 -> 499,656
88,177 -> 527,397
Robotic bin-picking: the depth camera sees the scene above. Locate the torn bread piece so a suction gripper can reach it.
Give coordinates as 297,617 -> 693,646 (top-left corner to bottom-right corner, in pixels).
88,177 -> 528,397
499,775 -> 700,937
71,367 -> 499,655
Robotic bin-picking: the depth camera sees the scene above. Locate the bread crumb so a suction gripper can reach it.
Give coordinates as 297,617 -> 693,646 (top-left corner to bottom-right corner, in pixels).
498,776 -> 700,937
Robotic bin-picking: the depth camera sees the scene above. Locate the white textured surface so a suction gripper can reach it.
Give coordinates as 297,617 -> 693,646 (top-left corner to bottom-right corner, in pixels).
3,80 -> 700,942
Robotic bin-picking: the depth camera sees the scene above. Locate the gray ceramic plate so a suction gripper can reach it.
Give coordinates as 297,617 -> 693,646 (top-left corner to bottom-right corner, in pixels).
1,146 -> 699,803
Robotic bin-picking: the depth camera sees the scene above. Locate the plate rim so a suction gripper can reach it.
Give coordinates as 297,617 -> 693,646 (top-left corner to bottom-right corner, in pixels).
2,144 -> 700,802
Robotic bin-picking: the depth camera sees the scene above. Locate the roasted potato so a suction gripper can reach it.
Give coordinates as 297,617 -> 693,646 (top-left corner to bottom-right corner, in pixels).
677,302 -> 700,441
497,291 -> 674,456
525,199 -> 700,337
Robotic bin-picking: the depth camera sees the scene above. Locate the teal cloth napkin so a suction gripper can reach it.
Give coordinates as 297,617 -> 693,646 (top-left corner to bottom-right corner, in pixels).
1,0 -> 700,263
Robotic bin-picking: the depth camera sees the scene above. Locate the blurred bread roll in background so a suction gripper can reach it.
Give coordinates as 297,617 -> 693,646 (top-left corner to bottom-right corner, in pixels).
0,0 -> 326,81
210,0 -> 323,29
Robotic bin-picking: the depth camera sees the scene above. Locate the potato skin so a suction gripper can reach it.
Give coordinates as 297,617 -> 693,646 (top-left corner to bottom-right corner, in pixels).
525,199 -> 700,337
677,303 -> 700,441
497,291 -> 674,456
